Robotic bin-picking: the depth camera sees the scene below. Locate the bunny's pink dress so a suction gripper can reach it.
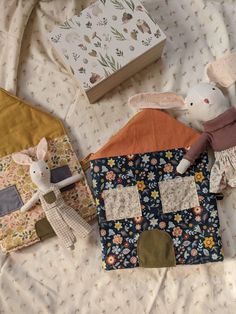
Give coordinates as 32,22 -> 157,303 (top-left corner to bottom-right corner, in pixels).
184,107 -> 236,193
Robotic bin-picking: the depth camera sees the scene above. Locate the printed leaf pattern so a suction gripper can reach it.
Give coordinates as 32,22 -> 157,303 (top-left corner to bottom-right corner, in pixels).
84,35 -> 91,43
111,0 -> 135,11
111,0 -> 125,10
98,53 -> 121,73
97,18 -> 108,26
142,37 -> 152,46
59,20 -> 73,30
111,26 -> 126,41
51,34 -> 61,43
72,53 -> 80,61
123,0 -> 135,12
154,29 -> 161,38
49,0 -> 164,91
104,68 -> 112,77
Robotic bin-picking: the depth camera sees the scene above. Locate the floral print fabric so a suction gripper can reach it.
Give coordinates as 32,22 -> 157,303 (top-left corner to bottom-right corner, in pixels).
158,176 -> 200,213
0,135 -> 96,252
210,145 -> 236,193
91,149 -> 224,270
104,185 -> 142,221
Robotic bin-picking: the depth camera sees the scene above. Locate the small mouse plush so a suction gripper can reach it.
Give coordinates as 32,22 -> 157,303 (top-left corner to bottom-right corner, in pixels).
177,52 -> 236,193
129,84 -> 235,193
176,82 -> 236,193
12,137 -> 92,249
128,53 -> 236,193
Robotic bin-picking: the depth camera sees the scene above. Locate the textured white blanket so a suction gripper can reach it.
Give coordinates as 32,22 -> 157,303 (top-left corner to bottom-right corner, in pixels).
1,1 -> 236,313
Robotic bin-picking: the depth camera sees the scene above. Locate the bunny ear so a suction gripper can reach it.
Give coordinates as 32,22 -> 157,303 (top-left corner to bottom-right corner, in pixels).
206,52 -> 236,88
12,153 -> 33,166
36,137 -> 48,161
128,92 -> 187,110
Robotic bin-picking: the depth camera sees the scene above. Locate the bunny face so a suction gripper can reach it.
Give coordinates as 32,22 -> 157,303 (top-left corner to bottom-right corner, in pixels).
12,137 -> 50,189
129,54 -> 236,131
29,160 -> 51,187
185,83 -> 229,127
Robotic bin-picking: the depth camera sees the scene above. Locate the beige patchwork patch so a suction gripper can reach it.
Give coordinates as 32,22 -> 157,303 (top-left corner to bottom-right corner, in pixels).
104,185 -> 142,221
158,176 -> 199,213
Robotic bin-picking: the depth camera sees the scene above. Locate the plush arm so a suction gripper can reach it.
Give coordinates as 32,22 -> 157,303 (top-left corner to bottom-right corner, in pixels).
177,159 -> 192,174
21,192 -> 39,212
57,173 -> 83,189
177,133 -> 210,174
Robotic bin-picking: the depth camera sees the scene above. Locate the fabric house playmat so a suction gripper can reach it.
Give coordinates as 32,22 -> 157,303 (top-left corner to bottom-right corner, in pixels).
0,88 -> 96,253
1,1 -> 236,314
90,108 -> 223,270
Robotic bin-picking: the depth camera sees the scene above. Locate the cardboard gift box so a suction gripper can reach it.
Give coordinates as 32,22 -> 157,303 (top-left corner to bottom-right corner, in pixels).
48,0 -> 166,103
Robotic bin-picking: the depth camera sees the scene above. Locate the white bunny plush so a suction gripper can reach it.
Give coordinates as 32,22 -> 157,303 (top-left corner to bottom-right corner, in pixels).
12,137 -> 92,249
128,52 -> 236,194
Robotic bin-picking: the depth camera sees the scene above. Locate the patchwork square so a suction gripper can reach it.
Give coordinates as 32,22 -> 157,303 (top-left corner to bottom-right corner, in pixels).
0,185 -> 23,216
51,165 -> 74,192
104,185 -> 142,221
43,191 -> 57,204
158,176 -> 200,213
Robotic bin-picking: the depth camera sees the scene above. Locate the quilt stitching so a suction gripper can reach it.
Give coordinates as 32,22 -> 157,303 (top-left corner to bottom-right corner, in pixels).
158,176 -> 200,213
104,185 -> 142,221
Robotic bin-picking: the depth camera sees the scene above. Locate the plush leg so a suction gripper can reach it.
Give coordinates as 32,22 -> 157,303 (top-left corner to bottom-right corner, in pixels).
62,206 -> 93,239
45,208 -> 75,248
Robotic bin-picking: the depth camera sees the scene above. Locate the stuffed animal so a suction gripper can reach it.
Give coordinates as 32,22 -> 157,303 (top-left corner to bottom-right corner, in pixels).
176,82 -> 236,193
12,137 -> 92,249
128,52 -> 236,193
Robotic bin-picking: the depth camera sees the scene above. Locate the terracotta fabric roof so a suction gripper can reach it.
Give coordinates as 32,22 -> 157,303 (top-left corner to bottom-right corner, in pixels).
91,109 -> 200,160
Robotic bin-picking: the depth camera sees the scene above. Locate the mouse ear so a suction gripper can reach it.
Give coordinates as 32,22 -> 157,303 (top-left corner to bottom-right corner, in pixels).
206,52 -> 236,88
128,92 -> 187,110
36,137 -> 48,161
12,153 -> 33,166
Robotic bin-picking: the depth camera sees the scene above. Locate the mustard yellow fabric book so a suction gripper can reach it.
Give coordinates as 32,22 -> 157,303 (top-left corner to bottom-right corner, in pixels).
0,88 -> 96,252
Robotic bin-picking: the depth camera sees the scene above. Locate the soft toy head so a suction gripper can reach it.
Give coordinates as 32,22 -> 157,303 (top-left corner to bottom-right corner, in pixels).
12,138 -> 51,188
29,160 -> 51,187
184,82 -> 229,130
128,54 -> 236,131
128,83 -> 230,132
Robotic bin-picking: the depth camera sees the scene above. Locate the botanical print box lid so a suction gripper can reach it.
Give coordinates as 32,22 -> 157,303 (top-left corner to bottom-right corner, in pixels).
48,0 -> 166,91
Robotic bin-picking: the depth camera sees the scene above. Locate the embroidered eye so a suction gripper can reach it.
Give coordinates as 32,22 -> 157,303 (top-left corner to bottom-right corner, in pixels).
190,102 -> 193,106
212,87 -> 216,90
33,171 -> 36,173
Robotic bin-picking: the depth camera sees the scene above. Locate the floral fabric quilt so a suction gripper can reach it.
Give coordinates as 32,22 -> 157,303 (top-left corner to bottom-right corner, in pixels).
91,149 -> 223,270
